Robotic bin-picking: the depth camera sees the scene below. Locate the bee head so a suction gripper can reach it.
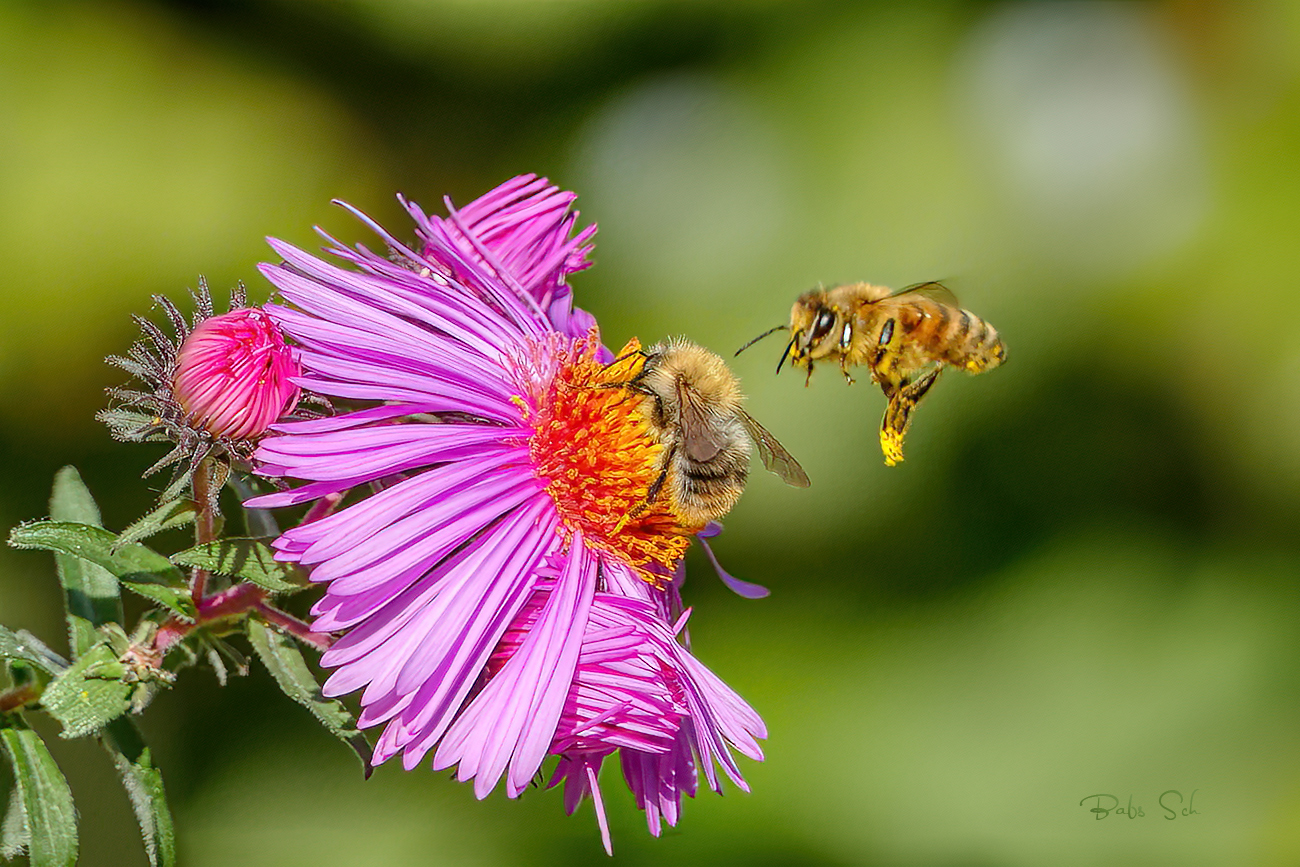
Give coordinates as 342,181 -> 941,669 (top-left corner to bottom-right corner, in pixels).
783,291 -> 843,373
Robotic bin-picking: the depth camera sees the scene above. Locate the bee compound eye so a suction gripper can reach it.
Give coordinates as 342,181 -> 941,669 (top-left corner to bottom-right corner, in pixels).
811,309 -> 836,341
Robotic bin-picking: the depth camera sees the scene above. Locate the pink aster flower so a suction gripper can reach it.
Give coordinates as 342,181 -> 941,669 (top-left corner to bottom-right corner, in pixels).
247,176 -> 766,851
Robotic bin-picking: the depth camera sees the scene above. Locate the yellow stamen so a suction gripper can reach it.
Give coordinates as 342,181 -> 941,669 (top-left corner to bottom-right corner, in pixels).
527,337 -> 701,584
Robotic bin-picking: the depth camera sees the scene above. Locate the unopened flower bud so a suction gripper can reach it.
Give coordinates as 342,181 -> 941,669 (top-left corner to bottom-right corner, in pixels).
173,308 -> 300,440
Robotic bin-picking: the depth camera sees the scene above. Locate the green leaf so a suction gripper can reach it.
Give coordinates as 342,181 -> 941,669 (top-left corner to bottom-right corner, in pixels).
1,787 -> 27,859
0,627 -> 68,676
246,621 -> 371,776
49,467 -> 124,659
9,522 -> 194,620
0,717 -> 78,866
172,538 -> 305,593
101,718 -> 175,867
115,499 -> 198,552
38,644 -> 134,738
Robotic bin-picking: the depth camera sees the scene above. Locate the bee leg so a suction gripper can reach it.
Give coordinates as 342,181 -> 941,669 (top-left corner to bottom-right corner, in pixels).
565,378 -> 642,398
582,348 -> 654,391
615,446 -> 673,531
839,357 -> 855,385
644,463 -> 669,505
873,369 -> 898,400
591,377 -> 656,394
879,368 -> 942,466
587,379 -> 661,422
868,346 -> 892,387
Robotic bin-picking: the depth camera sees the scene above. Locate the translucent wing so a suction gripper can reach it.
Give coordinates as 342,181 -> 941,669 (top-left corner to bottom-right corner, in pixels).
738,410 -> 810,487
888,280 -> 959,306
677,380 -> 727,463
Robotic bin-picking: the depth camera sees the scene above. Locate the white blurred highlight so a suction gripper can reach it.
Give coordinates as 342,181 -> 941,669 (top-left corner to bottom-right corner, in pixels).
956,2 -> 1210,277
571,74 -> 793,295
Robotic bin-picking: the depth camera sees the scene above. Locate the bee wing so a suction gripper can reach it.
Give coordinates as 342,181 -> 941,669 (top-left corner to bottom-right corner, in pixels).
678,383 -> 728,463
888,280 -> 959,305
738,410 -> 810,488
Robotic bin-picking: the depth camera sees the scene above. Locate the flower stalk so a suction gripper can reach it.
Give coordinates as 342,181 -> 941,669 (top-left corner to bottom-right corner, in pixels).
189,457 -> 219,604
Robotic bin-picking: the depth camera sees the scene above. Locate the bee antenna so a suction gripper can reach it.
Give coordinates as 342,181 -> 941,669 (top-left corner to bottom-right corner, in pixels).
606,347 -> 651,368
734,325 -> 787,357
775,334 -> 798,375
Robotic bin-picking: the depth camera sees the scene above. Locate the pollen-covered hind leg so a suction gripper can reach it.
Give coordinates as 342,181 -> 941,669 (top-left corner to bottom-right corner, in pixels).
879,368 -> 942,466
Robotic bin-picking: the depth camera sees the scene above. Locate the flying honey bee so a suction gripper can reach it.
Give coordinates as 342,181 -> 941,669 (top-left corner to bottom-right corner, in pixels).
737,281 -> 1006,466
624,337 -> 810,525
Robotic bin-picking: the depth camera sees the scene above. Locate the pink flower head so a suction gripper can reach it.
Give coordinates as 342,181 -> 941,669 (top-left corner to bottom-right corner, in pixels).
246,175 -> 765,851
173,308 -> 301,440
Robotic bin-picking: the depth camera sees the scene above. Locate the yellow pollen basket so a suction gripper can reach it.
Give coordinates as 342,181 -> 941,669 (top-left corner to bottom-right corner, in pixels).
528,337 -> 698,584
879,427 -> 906,467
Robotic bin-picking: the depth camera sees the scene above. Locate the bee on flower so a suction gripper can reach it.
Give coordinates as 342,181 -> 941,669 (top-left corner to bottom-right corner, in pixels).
245,175 -> 798,852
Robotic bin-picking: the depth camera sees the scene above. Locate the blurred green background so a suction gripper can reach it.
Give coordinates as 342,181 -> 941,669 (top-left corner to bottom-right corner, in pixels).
4,0 -> 1300,864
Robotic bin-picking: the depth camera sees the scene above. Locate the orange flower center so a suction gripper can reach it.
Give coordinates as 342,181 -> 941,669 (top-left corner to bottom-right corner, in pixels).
524,337 -> 700,583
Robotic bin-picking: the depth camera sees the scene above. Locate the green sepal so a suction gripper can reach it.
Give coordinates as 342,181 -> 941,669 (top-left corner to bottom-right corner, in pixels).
0,716 -> 78,866
115,498 -> 198,552
195,634 -> 249,687
48,467 -> 124,659
155,472 -> 191,506
100,718 -> 176,867
246,620 -> 371,776
97,408 -> 169,443
172,538 -> 306,594
9,522 -> 194,620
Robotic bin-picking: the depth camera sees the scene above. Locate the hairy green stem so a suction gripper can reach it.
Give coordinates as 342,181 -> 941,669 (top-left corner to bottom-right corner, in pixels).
189,458 -> 219,603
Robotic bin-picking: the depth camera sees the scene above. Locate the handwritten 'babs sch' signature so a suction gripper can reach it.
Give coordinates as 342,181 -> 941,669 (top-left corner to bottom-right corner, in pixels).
1079,790 -> 1200,821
